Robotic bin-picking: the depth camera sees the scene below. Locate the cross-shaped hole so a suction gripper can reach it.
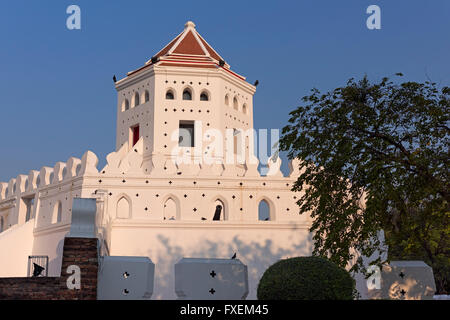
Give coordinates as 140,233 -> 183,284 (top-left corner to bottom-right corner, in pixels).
399,272 -> 405,279
209,288 -> 215,295
210,270 -> 216,278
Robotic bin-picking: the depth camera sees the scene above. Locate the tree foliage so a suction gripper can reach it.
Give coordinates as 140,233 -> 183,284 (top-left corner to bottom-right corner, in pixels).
257,257 -> 355,300
279,75 -> 449,293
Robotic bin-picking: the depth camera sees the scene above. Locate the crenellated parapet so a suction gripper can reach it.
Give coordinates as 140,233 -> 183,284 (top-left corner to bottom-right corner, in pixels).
0,150 -> 99,200
0,151 -> 102,232
0,144 -> 309,234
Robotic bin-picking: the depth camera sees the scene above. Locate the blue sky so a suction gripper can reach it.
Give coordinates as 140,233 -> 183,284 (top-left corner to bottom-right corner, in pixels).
0,0 -> 449,181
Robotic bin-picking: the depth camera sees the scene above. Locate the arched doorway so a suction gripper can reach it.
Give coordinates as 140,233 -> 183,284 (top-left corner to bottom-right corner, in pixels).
258,199 -> 271,221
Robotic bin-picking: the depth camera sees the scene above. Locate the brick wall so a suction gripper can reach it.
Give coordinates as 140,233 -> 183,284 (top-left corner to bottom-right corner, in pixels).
0,237 -> 98,300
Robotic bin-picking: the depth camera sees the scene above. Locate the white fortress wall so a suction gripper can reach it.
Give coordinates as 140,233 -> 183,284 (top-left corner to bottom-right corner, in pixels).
110,221 -> 313,300
0,219 -> 34,277
0,152 -> 92,276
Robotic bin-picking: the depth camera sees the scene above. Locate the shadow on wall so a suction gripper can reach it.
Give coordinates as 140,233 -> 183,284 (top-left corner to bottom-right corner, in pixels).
48,238 -> 65,276
149,233 -> 313,299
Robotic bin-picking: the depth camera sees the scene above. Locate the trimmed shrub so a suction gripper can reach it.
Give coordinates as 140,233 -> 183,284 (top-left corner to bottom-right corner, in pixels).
257,256 -> 355,300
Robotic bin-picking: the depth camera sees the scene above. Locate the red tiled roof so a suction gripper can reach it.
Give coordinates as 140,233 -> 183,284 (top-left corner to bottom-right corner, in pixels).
172,30 -> 206,55
126,22 -> 246,82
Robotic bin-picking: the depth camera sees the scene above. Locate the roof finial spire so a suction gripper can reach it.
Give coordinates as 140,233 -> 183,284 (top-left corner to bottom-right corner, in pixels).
185,21 -> 196,29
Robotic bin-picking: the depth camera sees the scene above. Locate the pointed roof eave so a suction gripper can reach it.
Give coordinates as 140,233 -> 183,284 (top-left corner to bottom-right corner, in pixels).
195,32 -> 227,65
145,31 -> 184,65
167,21 -> 209,57
145,21 -> 228,65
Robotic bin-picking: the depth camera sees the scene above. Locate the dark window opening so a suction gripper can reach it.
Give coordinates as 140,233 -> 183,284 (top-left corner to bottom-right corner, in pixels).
131,125 -> 140,146
179,121 -> 194,147
134,92 -> 140,107
166,90 -> 174,100
183,89 -> 192,100
200,92 -> 209,101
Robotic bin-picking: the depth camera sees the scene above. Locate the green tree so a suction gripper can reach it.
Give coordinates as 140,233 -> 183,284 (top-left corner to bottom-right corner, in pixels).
279,75 -> 449,293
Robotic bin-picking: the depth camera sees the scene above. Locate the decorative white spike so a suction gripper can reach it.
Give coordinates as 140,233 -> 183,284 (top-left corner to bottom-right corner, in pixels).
288,158 -> 304,177
7,178 -> 16,197
39,167 -> 53,186
79,151 -> 99,175
266,155 -> 283,177
15,175 -> 28,194
0,182 -> 8,200
120,138 -> 144,174
27,170 -> 39,191
104,142 -> 128,175
53,162 -> 66,183
66,157 -> 82,179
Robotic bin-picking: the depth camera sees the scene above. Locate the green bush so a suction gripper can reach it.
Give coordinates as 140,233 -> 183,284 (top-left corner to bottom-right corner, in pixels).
257,256 -> 355,300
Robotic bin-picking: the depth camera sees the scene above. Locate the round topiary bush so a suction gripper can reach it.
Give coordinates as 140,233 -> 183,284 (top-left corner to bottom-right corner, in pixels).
257,256 -> 355,300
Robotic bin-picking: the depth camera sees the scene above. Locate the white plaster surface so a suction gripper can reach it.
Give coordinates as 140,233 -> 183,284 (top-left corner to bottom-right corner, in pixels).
175,258 -> 248,300
98,256 -> 155,300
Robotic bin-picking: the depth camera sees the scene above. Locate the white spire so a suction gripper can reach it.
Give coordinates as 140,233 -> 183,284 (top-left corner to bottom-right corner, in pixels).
184,21 -> 196,29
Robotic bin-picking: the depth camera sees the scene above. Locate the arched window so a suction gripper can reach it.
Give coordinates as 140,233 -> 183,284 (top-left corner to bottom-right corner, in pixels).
258,199 -> 271,221
200,91 -> 209,101
52,201 -> 62,224
164,198 -> 177,220
117,196 -> 131,219
25,197 -> 34,222
183,89 -> 192,100
166,90 -> 174,100
134,92 -> 140,107
225,95 -> 229,106
123,99 -> 130,111
144,90 -> 150,103
0,216 -> 4,232
242,104 -> 247,114
213,199 -> 226,221
233,97 -> 238,110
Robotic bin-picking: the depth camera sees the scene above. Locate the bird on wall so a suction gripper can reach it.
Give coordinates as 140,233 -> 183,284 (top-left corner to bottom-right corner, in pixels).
213,205 -> 222,221
201,217 -> 207,220
113,75 -> 117,83
254,80 -> 259,87
231,253 -> 236,260
32,263 -> 45,277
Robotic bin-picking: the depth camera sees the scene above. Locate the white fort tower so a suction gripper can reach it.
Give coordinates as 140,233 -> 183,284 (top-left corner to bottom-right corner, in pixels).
0,22 -> 315,299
